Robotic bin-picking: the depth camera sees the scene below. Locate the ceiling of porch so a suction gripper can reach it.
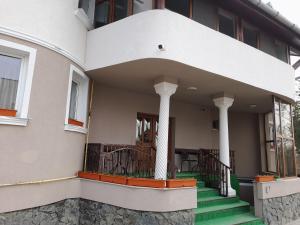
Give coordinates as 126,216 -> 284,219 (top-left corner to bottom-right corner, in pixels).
86,58 -> 277,113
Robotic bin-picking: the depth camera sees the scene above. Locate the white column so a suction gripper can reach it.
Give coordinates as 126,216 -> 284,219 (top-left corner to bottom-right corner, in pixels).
213,96 -> 236,197
154,82 -> 178,180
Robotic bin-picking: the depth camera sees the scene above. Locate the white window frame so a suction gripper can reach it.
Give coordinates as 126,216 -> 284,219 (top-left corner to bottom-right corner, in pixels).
0,39 -> 36,126
64,65 -> 89,134
75,0 -> 95,30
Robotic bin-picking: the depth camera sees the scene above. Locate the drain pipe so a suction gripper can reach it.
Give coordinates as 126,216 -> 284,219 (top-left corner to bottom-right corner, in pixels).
83,79 -> 95,172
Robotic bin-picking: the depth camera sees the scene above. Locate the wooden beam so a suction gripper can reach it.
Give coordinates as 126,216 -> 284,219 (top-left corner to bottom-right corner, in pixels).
293,59 -> 300,70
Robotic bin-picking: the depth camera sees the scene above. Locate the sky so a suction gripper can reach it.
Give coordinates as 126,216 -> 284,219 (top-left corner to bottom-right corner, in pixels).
262,0 -> 300,77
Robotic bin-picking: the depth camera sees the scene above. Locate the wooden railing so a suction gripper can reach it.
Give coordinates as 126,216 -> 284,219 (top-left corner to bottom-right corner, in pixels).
85,144 -> 156,177
196,150 -> 231,196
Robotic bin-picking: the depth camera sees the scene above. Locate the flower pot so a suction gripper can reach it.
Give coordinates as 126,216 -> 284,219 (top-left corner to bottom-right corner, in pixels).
166,179 -> 197,188
255,175 -> 275,182
127,177 -> 166,188
101,174 -> 127,185
0,108 -> 17,117
68,118 -> 84,127
78,171 -> 100,180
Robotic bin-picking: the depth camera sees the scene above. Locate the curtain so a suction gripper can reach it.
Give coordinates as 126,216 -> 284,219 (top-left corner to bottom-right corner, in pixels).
0,78 -> 18,109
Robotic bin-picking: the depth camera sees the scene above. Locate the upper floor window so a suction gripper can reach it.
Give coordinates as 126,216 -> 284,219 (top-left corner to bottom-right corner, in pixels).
65,65 -> 89,134
0,39 -> 36,126
274,40 -> 288,62
94,0 -> 131,28
165,0 -> 191,17
218,9 -> 236,38
243,22 -> 259,48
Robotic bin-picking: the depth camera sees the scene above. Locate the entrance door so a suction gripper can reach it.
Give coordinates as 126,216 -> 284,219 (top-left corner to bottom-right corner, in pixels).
136,112 -> 175,177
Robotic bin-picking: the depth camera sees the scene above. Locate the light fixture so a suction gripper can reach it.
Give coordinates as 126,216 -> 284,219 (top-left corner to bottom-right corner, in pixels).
187,86 -> 197,91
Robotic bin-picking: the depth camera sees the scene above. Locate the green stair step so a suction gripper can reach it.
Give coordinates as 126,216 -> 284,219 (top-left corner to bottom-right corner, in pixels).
197,187 -> 219,197
197,181 -> 205,188
195,213 -> 265,225
195,200 -> 250,221
198,196 -> 239,208
176,172 -> 200,180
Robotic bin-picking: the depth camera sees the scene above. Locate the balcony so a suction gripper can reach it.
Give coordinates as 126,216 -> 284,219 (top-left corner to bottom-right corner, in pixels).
85,9 -> 295,102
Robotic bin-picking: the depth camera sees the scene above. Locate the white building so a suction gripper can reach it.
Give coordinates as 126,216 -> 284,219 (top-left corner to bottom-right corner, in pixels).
0,0 -> 300,224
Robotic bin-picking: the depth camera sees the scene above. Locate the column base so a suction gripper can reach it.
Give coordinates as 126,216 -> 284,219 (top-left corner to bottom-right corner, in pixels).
227,188 -> 236,197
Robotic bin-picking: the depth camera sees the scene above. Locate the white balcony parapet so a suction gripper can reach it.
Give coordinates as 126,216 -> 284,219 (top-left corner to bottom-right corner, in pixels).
86,10 -> 295,101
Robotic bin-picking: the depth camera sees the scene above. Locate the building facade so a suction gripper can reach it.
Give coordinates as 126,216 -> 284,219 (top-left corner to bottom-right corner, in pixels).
0,0 -> 300,225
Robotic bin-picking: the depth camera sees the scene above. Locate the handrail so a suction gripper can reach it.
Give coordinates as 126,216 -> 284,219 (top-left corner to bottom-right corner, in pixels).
196,150 -> 231,197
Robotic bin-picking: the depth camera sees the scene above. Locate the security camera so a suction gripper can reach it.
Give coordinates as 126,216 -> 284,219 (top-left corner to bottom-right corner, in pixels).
158,44 -> 165,51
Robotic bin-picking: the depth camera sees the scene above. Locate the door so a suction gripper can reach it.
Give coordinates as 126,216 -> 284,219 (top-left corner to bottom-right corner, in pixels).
136,112 -> 175,177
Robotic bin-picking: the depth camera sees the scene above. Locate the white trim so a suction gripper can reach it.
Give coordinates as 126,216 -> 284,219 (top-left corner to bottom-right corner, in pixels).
74,9 -> 94,30
0,39 -> 36,126
64,65 -> 89,133
0,26 -> 86,70
64,124 -> 88,134
0,116 -> 28,126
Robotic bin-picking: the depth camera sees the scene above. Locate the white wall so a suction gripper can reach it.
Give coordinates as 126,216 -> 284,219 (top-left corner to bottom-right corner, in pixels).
0,0 -> 87,64
86,10 -> 295,101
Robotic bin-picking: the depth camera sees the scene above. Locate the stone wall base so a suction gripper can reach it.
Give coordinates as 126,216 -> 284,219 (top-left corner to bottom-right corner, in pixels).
262,193 -> 300,225
0,199 -> 194,225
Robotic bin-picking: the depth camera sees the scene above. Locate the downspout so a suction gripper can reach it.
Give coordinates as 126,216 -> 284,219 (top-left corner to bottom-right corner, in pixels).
83,79 -> 95,172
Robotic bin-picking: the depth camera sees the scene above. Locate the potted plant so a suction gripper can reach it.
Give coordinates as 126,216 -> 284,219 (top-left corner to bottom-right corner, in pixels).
78,171 -> 100,180
255,175 -> 275,182
100,174 -> 127,185
0,108 -> 17,117
127,177 -> 166,188
166,179 -> 197,188
68,118 -> 84,127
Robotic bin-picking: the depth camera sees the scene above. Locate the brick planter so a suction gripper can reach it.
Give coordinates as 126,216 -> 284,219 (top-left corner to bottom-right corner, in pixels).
101,174 -> 127,185
166,179 -> 197,188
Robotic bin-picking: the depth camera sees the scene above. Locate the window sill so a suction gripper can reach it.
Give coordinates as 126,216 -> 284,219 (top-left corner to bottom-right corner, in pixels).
64,124 -> 88,134
74,8 -> 93,30
0,116 -> 28,126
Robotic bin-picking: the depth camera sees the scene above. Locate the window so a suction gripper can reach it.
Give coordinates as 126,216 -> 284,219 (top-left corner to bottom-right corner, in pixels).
274,40 -> 288,62
273,97 -> 296,177
65,65 -> 89,134
77,0 -> 95,29
94,0 -> 131,28
94,0 -> 110,28
165,0 -> 191,17
243,23 -> 259,48
0,54 -> 22,110
0,39 -> 36,126
218,10 -> 236,38
133,0 -> 153,14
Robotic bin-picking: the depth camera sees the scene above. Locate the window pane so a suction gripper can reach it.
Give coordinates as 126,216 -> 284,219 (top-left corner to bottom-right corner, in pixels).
69,81 -> 78,119
277,138 -> 284,177
0,54 -> 21,109
274,99 -> 281,135
218,14 -> 235,38
165,0 -> 190,17
243,27 -> 258,48
114,0 -> 128,21
133,0 -> 153,14
283,139 -> 295,176
94,0 -> 110,28
275,41 -> 287,62
280,102 -> 292,138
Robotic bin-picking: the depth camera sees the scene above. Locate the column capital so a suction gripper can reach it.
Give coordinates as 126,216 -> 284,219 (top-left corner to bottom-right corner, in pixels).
213,96 -> 234,109
154,82 -> 178,97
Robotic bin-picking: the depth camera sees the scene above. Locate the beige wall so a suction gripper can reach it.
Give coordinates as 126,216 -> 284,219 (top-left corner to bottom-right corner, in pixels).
89,84 -> 260,178
0,34 -> 86,184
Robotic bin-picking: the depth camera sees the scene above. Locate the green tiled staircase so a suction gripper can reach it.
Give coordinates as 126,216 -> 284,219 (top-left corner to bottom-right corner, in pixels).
176,172 -> 265,225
